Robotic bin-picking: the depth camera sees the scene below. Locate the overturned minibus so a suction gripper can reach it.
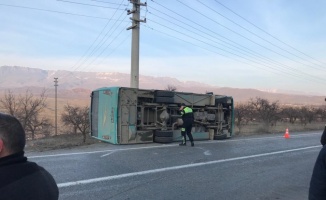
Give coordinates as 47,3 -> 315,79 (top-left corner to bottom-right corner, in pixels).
90,87 -> 234,144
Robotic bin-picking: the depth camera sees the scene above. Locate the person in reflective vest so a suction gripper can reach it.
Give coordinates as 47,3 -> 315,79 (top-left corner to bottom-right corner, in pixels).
179,103 -> 194,147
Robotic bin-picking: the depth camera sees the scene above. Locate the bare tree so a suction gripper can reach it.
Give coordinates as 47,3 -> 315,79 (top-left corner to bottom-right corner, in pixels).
0,90 -> 18,115
299,106 -> 316,126
0,89 -> 49,139
165,85 -> 177,91
249,97 -> 280,132
316,107 -> 326,122
234,103 -> 252,133
27,115 -> 52,139
281,106 -> 300,124
61,104 -> 90,143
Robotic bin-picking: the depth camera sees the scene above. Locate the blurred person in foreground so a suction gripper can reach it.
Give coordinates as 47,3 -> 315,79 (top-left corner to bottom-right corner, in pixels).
0,112 -> 59,200
309,124 -> 326,200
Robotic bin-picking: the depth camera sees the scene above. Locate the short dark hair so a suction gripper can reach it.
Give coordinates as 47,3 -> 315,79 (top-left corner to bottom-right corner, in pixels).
0,113 -> 25,154
180,103 -> 186,107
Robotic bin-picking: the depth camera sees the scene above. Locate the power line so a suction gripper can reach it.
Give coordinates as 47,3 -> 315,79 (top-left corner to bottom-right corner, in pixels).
150,1 -> 326,82
90,0 -> 129,6
196,0 -> 325,71
147,9 -> 278,68
143,24 -> 298,79
56,0 -> 126,10
73,13 -> 128,72
148,20 -> 325,84
93,32 -> 131,67
67,0 -> 128,73
0,3 -> 124,20
78,17 -> 129,71
213,0 -> 326,67
174,0 -> 322,71
159,1 -> 326,88
143,25 -> 238,61
148,3 -> 258,57
150,1 -> 290,65
147,11 -> 313,81
3,1 -> 324,91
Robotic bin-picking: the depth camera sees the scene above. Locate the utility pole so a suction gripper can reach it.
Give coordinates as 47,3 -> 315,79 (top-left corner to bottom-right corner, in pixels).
54,77 -> 58,136
127,0 -> 146,88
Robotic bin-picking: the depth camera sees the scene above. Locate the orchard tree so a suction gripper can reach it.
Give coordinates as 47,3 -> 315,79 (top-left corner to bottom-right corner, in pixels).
234,103 -> 253,133
281,106 -> 300,124
299,106 -> 316,126
0,89 -> 49,139
61,104 -> 90,143
316,107 -> 326,122
249,97 -> 280,132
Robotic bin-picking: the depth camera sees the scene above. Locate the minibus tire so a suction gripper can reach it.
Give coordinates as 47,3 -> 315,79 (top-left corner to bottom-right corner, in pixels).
155,130 -> 173,137
214,134 -> 227,140
154,136 -> 173,143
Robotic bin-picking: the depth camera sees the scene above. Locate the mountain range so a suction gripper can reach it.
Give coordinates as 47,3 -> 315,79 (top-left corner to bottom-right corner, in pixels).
0,66 -> 324,106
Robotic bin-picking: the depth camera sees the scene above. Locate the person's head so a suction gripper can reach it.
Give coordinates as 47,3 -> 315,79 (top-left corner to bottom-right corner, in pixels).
0,113 -> 25,157
179,103 -> 186,110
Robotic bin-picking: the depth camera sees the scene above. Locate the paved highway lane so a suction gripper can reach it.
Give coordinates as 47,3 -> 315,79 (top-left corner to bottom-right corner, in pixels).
27,131 -> 323,200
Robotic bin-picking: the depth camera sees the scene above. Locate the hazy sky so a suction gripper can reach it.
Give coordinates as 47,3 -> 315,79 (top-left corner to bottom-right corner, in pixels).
1,0 -> 326,96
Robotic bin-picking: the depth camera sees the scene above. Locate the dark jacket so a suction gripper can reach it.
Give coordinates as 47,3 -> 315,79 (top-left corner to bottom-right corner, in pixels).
0,151 -> 59,200
320,125 -> 326,146
309,125 -> 326,200
180,106 -> 194,121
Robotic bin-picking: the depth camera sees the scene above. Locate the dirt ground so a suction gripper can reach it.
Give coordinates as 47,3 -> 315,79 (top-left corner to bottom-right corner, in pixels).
25,122 -> 325,152
25,134 -> 101,152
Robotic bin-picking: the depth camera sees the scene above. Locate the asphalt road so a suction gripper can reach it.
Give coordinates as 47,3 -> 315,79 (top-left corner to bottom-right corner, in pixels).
26,131 -> 323,200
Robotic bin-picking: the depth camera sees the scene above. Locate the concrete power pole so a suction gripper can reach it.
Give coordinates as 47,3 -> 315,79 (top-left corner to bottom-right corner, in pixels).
54,77 -> 58,136
127,0 -> 146,88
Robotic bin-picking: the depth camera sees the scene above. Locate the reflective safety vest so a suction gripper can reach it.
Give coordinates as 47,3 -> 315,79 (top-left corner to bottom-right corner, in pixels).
181,106 -> 194,119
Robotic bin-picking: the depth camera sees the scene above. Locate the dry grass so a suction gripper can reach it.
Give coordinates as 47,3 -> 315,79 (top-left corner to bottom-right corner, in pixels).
44,97 -> 89,125
235,121 -> 325,136
25,121 -> 325,152
1,93 -> 323,151
0,94 -> 96,152
25,134 -> 100,152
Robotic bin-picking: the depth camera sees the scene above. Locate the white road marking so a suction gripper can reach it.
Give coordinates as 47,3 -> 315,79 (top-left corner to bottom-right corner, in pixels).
28,144 -> 176,158
57,145 -> 321,188
195,147 -> 212,156
100,151 -> 115,157
28,132 -> 321,159
202,132 -> 321,144
204,150 -> 212,156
